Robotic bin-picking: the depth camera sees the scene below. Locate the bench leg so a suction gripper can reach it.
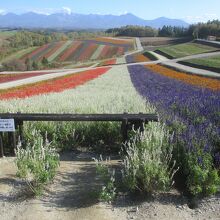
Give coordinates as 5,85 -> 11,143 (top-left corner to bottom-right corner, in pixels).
121,119 -> 128,144
18,122 -> 24,144
0,133 -> 3,158
8,132 -> 16,156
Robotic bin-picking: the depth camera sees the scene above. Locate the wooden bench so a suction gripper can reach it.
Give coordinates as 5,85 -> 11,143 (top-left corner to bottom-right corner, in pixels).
0,112 -> 159,157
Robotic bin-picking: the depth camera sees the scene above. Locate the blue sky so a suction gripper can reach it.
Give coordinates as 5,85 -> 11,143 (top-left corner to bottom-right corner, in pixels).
0,0 -> 220,23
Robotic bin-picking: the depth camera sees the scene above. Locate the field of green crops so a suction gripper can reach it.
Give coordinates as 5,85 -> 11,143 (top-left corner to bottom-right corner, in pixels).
183,55 -> 220,70
156,42 -> 218,58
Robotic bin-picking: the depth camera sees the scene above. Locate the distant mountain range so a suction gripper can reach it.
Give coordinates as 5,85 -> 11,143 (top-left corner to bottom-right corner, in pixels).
0,12 -> 189,29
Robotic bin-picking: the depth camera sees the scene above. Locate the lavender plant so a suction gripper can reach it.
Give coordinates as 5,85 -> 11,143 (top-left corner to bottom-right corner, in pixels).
93,155 -> 116,202
126,55 -> 134,63
15,130 -> 60,196
122,124 -> 178,194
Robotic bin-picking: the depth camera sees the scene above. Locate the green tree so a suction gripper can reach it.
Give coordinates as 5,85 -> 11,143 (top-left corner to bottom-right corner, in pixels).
41,57 -> 49,66
32,60 -> 39,70
25,57 -> 32,71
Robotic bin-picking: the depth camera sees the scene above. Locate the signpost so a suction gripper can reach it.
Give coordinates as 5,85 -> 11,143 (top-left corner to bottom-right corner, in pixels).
0,119 -> 15,157
0,119 -> 15,132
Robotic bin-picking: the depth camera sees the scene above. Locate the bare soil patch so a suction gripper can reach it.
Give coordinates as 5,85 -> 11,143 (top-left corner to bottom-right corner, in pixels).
140,37 -> 191,48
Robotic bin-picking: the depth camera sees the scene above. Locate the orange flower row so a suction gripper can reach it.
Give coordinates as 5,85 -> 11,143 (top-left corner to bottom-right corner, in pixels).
98,59 -> 116,66
94,37 -> 133,45
145,64 -> 220,91
134,54 -> 150,62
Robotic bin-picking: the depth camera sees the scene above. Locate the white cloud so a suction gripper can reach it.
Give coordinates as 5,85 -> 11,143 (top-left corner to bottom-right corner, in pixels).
27,7 -> 72,15
61,7 -> 72,15
184,13 -> 219,23
118,11 -> 129,16
0,9 -> 6,15
31,10 -> 50,15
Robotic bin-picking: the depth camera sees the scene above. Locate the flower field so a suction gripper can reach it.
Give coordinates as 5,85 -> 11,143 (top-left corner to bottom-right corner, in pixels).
0,67 -> 110,100
92,37 -> 134,46
0,66 -> 151,113
16,37 -> 134,64
0,65 -> 156,152
128,64 -> 220,196
147,64 -> 220,90
1,45 -> 220,198
98,59 -> 116,66
126,53 -> 150,63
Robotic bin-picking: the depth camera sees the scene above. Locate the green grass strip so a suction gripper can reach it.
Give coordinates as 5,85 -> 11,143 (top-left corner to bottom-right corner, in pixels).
157,42 -> 218,58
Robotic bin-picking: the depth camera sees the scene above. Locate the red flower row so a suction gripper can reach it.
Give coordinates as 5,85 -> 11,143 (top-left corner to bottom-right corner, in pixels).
59,41 -> 82,62
78,43 -> 98,61
99,59 -> 116,66
42,42 -> 65,59
21,44 -> 50,61
0,67 -> 110,100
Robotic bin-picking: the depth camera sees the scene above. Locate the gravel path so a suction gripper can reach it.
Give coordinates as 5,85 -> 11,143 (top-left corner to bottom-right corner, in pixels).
116,57 -> 126,64
150,51 -> 169,61
135,38 -> 144,51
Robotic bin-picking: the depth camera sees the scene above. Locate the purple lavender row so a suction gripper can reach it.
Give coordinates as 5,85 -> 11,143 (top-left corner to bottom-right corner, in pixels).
126,55 -> 134,63
128,64 -> 220,158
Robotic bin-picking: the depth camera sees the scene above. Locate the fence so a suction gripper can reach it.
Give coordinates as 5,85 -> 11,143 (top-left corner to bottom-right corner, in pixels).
0,112 -> 159,157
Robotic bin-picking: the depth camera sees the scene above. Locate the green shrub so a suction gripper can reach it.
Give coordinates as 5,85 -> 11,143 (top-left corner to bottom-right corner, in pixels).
15,130 -> 60,196
185,149 -> 220,196
23,121 -> 121,152
122,123 -> 178,195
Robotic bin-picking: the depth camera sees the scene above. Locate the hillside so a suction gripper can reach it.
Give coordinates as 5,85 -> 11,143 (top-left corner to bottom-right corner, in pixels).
0,37 -> 135,70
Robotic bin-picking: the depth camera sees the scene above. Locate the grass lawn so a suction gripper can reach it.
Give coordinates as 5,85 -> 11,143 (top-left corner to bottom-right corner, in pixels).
184,55 -> 220,69
156,42 -> 218,58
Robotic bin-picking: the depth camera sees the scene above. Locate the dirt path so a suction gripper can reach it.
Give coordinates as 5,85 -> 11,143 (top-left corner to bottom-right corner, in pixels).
0,153 -> 127,220
1,153 -> 220,220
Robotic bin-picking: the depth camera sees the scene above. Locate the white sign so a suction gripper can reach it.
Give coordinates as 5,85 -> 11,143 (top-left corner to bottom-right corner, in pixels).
0,119 -> 15,132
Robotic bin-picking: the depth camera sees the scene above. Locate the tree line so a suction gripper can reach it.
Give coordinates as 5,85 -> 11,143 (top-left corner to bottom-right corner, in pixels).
1,56 -> 60,71
106,26 -> 158,37
106,20 -> 220,39
189,20 -> 220,39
